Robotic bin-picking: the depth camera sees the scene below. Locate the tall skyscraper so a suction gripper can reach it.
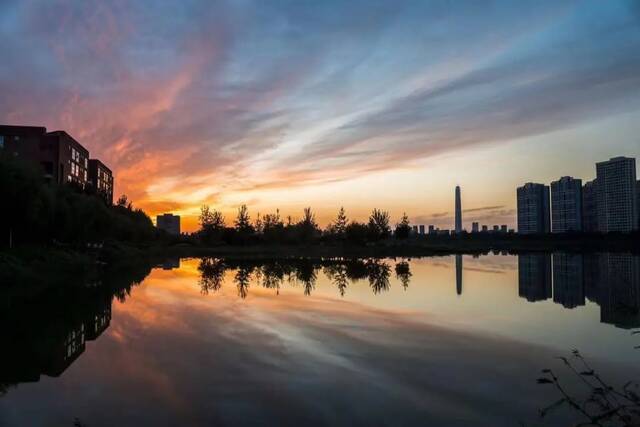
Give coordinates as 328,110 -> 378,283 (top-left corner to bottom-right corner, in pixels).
582,179 -> 599,232
550,176 -> 583,233
596,157 -> 638,233
455,185 -> 462,233
517,183 -> 550,234
455,254 -> 463,295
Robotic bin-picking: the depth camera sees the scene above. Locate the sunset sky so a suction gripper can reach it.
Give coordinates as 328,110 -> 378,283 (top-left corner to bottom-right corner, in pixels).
1,0 -> 639,231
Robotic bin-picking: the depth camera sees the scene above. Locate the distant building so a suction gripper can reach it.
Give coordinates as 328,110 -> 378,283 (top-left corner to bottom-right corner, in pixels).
518,254 -> 552,302
550,176 -> 583,233
481,225 -> 488,232
517,183 -> 550,234
157,214 -> 181,236
493,225 -> 500,232
455,186 -> 462,233
471,222 -> 479,233
582,179 -> 599,232
500,225 -> 507,233
428,225 -> 435,234
88,159 -> 114,205
419,224 -> 425,235
552,253 -> 585,308
411,225 -> 418,235
596,157 -> 638,232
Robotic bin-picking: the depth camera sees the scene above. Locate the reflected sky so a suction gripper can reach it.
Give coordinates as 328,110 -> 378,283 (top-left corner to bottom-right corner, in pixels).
1,254 -> 639,426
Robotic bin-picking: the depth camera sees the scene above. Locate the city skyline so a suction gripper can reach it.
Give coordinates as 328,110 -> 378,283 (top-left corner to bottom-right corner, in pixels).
1,1 -> 640,232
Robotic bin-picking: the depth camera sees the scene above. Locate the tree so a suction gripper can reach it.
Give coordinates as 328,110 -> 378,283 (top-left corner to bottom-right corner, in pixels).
345,221 -> 369,244
368,208 -> 391,240
297,207 -> 320,242
234,204 -> 254,241
116,194 -> 132,210
395,212 -> 411,239
329,206 -> 348,237
199,205 -> 225,231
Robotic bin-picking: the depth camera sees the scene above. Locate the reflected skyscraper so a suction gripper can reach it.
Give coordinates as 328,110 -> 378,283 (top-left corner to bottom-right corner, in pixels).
455,254 -> 463,295
552,253 -> 585,308
518,254 -> 552,302
597,253 -> 640,329
455,186 -> 462,233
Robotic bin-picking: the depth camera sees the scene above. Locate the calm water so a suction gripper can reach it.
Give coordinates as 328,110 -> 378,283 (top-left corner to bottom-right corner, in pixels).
1,253 -> 639,426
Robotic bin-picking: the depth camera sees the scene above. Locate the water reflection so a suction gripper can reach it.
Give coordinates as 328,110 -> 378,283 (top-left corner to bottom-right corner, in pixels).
1,252 -> 639,426
517,253 -> 640,328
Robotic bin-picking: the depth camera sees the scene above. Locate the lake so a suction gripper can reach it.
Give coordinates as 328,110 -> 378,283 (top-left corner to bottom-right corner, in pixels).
1,252 -> 639,426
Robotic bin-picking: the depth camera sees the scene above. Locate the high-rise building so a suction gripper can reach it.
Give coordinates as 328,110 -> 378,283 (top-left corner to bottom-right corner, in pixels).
481,225 -> 488,232
517,183 -> 550,234
88,159 -> 114,205
428,225 -> 435,234
551,176 -> 583,233
157,214 -> 181,236
419,225 -> 425,235
582,179 -> 599,232
455,185 -> 462,233
471,222 -> 479,233
596,157 -> 638,232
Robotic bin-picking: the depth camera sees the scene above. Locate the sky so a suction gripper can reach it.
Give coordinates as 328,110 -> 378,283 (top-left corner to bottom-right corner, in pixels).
1,0 -> 639,231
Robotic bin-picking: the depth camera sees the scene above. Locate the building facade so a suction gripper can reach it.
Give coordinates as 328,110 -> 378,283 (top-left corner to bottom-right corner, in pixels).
550,176 -> 583,233
582,179 -> 599,232
157,214 -> 181,236
517,183 -> 550,234
595,157 -> 638,233
88,159 -> 114,205
0,125 -> 103,190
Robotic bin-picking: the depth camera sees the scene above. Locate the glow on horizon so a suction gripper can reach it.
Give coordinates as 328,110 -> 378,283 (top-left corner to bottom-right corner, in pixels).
1,1 -> 639,232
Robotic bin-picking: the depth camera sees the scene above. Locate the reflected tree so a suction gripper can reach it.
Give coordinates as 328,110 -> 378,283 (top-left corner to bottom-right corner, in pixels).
295,259 -> 318,296
367,259 -> 391,294
234,265 -> 253,299
395,260 -> 412,290
198,258 -> 227,294
324,263 -> 349,297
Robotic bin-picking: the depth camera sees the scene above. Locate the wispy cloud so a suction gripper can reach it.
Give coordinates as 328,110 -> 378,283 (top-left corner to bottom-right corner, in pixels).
1,0 -> 639,226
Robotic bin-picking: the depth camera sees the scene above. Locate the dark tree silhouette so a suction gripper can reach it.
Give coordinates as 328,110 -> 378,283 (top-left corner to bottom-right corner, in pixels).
395,212 -> 411,239
368,209 -> 391,241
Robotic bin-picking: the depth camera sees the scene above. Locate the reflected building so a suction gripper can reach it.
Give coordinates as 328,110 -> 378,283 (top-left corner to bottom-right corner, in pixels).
518,254 -> 552,302
552,253 -> 585,308
597,253 -> 640,329
455,254 -> 463,295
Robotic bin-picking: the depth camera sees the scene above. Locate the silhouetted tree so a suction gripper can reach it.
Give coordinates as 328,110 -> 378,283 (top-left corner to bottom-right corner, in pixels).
345,221 -> 369,244
296,207 -> 320,243
368,209 -> 391,241
234,204 -> 254,243
327,206 -> 348,240
116,194 -> 132,210
395,212 -> 411,239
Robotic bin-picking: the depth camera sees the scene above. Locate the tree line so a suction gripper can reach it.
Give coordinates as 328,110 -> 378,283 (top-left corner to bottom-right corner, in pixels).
197,204 -> 412,245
